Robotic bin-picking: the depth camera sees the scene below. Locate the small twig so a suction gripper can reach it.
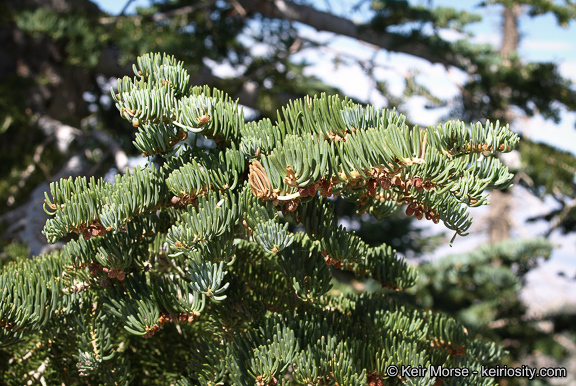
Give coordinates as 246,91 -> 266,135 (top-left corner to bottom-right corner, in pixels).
545,196 -> 576,237
151,1 -> 217,22
230,0 -> 247,17
514,171 -> 533,186
119,0 -> 135,16
351,0 -> 371,13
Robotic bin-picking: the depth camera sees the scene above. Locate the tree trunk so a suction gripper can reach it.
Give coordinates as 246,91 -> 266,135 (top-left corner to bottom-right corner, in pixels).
500,4 -> 522,61
487,189 -> 513,243
486,3 -> 522,244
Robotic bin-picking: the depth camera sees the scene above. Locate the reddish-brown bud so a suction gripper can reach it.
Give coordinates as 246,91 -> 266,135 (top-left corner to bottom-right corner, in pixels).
298,186 -> 310,197
367,179 -> 377,196
412,177 -> 423,188
197,115 -> 210,125
89,263 -> 101,275
379,178 -> 391,190
284,199 -> 300,213
414,208 -> 424,220
116,270 -> 126,281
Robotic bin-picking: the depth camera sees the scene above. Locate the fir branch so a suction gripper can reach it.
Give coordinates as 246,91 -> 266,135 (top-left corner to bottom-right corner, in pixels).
1,52 -> 522,385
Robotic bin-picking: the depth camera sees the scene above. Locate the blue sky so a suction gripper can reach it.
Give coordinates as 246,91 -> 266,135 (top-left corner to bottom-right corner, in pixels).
95,0 -> 576,154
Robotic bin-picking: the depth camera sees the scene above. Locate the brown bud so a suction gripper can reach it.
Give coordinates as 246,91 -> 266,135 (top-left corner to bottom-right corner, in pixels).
379,178 -> 391,190
158,312 -> 171,326
90,226 -> 100,237
89,263 -> 101,275
197,115 -> 210,125
308,183 -> 317,197
405,206 -> 415,216
284,199 -> 300,213
176,130 -> 187,140
82,229 -> 91,241
298,186 -> 310,198
319,178 -> 332,197
367,179 -> 377,196
116,270 -> 126,281
414,208 -> 424,220
412,177 -> 423,188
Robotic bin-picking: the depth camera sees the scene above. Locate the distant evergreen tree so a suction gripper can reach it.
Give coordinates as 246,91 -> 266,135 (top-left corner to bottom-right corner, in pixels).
1,1 -> 575,385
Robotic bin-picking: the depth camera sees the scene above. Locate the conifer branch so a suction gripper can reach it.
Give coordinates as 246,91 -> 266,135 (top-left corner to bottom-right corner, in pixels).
0,52 -> 522,384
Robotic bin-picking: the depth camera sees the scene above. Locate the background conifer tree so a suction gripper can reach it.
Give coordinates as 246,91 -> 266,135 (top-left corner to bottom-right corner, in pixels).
1,0 -> 575,384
